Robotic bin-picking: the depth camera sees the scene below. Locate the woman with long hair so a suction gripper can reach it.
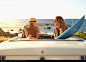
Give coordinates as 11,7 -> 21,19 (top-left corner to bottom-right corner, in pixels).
53,16 -> 68,39
25,18 -> 39,39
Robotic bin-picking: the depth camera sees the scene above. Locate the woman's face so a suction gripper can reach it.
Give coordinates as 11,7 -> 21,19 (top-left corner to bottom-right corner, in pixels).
54,19 -> 60,26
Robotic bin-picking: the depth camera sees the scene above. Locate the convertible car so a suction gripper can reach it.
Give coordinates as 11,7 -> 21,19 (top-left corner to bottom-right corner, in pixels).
0,32 -> 86,60
0,18 -> 86,60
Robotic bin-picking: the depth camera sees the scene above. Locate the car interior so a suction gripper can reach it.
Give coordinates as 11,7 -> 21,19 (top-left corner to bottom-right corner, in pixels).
21,24 -> 72,39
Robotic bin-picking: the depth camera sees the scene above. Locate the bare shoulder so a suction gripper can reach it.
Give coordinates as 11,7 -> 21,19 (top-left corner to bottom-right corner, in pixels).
36,27 -> 39,30
25,26 -> 28,29
25,27 -> 29,31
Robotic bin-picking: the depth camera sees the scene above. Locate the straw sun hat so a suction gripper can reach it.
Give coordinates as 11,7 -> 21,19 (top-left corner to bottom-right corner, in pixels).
28,18 -> 36,23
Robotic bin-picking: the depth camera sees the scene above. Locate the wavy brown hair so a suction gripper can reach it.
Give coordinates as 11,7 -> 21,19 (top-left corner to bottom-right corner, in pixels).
28,23 -> 38,37
55,16 -> 67,33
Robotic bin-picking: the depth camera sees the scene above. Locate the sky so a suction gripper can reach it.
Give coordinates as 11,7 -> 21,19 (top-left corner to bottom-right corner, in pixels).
0,0 -> 86,19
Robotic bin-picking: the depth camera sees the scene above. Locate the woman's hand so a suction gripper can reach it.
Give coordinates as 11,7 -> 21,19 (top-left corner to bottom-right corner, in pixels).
53,28 -> 58,34
53,27 -> 58,39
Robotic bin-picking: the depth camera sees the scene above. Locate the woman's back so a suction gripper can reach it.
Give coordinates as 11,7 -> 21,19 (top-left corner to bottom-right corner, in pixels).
26,26 -> 38,37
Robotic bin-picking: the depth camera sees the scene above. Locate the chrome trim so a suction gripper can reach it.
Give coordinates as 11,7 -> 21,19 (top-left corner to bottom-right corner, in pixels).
39,56 -> 46,60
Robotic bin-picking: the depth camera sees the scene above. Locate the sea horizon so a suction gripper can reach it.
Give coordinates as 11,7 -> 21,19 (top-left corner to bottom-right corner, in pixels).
0,19 -> 86,34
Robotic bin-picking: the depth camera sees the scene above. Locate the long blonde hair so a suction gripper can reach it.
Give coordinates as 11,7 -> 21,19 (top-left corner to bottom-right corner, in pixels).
55,16 -> 67,33
28,23 -> 38,37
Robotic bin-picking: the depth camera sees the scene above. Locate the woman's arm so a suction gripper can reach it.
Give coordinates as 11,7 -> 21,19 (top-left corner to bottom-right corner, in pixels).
53,28 -> 56,38
25,27 -> 29,37
36,27 -> 39,39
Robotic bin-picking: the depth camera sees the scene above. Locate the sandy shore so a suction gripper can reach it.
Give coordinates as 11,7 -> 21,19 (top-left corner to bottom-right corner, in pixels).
0,27 -> 19,43
0,37 -> 11,43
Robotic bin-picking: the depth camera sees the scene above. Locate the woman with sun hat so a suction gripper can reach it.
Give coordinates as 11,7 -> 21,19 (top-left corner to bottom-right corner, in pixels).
25,18 -> 39,39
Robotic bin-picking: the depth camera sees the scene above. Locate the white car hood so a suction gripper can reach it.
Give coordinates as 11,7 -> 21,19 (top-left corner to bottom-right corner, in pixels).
0,40 -> 86,56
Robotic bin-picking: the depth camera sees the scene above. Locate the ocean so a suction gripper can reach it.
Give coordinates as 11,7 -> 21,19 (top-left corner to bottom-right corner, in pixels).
0,19 -> 86,34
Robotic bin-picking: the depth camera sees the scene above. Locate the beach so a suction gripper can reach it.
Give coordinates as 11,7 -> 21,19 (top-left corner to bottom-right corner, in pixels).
0,27 -> 19,43
0,37 -> 11,43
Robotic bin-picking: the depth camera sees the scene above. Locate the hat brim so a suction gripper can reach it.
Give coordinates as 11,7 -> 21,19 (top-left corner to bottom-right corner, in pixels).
28,21 -> 36,23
